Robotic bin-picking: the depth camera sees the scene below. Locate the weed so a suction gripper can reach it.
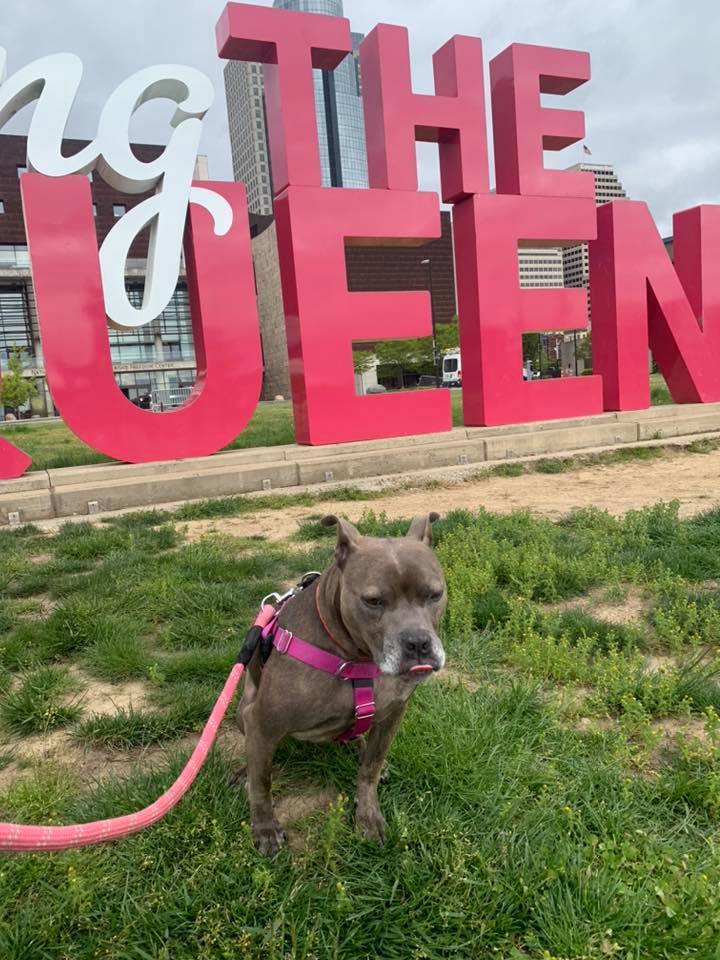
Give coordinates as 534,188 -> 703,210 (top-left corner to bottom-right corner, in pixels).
535,457 -> 574,474
0,665 -> 82,734
686,437 -> 720,455
491,462 -> 526,478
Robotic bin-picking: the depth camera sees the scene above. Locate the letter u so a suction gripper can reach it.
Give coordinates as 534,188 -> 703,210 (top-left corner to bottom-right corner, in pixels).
18,174 -> 262,465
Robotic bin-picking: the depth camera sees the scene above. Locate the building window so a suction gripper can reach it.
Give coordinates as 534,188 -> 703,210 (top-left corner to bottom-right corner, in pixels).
0,285 -> 34,364
0,245 -> 30,268
0,201 -> 4,214
113,204 -> 126,218
17,165 -> 27,178
92,203 -> 98,217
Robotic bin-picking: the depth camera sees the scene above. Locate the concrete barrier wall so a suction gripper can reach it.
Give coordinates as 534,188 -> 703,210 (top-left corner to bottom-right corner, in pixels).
4,404 -> 720,524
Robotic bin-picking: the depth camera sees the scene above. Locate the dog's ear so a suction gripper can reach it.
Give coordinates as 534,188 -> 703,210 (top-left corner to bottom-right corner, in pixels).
322,515 -> 362,567
406,512 -> 440,546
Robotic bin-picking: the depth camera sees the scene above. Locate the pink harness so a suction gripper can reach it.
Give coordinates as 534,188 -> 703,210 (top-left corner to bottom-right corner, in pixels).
261,584 -> 381,742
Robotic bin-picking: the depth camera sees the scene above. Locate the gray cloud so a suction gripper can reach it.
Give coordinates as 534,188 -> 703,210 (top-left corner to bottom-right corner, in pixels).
2,0 -> 719,234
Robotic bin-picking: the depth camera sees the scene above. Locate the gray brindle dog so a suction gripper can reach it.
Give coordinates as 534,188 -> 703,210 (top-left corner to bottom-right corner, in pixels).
233,512 -> 447,856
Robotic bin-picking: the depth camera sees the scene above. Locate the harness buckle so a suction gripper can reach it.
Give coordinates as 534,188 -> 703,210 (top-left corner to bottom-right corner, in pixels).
275,630 -> 293,654
335,661 -> 351,679
355,701 -> 376,720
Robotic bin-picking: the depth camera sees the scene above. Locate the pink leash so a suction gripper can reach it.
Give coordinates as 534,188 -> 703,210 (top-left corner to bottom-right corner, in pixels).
0,604 -> 277,854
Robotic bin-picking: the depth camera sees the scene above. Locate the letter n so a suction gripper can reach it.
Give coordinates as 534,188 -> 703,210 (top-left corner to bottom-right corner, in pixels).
591,201 -> 720,410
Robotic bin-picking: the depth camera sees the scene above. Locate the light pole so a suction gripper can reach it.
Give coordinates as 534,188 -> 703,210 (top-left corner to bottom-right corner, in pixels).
421,257 -> 439,383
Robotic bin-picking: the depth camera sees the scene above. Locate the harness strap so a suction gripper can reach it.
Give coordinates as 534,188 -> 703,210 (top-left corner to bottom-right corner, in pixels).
271,626 -> 380,741
336,679 -> 376,743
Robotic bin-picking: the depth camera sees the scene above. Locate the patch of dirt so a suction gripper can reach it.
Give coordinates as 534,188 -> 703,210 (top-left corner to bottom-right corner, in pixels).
275,787 -> 339,852
547,585 -> 649,626
275,787 -> 338,825
651,716 -> 709,742
29,553 -> 52,565
14,595 -> 59,620
177,449 -> 720,544
644,654 -> 680,674
574,716 -> 617,733
0,720 -> 246,793
66,667 -> 148,716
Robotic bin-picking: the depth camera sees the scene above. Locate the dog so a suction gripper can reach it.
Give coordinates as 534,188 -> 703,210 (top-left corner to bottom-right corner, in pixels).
233,512 -> 447,856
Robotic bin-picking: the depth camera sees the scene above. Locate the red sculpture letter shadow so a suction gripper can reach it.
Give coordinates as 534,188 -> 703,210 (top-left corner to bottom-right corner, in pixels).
21,174 -> 262,464
591,202 -> 720,410
274,186 -> 452,445
454,193 -> 602,426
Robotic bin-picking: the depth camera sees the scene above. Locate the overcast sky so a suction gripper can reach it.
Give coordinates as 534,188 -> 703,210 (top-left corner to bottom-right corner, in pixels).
2,0 -> 719,235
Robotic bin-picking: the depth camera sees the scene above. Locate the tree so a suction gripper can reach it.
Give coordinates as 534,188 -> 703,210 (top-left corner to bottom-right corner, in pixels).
436,316 -> 459,354
0,349 -> 37,417
353,349 -> 375,375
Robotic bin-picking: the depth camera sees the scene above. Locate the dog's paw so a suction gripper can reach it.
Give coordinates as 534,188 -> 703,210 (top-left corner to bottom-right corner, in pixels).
252,819 -> 287,857
356,805 -> 387,844
379,763 -> 391,785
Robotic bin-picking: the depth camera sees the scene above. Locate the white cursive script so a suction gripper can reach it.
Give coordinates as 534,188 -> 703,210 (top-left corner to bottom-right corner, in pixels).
0,49 -> 232,329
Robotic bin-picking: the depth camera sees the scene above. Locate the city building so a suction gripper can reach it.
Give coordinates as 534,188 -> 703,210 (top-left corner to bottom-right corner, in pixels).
518,247 -> 565,288
562,163 -> 627,290
557,162 -> 627,372
0,134 -> 212,418
223,0 -> 368,216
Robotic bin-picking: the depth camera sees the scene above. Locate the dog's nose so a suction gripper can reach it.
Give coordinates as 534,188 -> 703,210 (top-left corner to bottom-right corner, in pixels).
401,634 -> 432,660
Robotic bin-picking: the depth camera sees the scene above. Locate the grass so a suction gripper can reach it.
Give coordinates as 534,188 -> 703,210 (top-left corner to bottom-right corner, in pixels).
0,665 -> 82,735
1,380 -> 677,472
4,499 -> 720,955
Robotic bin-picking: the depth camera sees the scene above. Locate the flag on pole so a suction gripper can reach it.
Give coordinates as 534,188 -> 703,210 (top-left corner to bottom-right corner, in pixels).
583,144 -> 592,156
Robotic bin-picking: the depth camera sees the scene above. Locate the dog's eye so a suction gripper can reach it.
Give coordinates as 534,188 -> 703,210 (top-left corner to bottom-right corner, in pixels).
429,591 -> 444,603
363,595 -> 383,608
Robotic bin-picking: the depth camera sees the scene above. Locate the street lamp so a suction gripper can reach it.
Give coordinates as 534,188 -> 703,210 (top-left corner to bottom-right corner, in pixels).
420,257 -> 440,383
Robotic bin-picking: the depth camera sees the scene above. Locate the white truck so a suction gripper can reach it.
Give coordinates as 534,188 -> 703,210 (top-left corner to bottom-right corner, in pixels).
442,350 -> 535,387
442,350 -> 461,387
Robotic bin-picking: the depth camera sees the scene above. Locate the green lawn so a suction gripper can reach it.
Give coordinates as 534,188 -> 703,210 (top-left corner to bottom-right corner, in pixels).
2,497 -> 720,957
2,381 -> 678,473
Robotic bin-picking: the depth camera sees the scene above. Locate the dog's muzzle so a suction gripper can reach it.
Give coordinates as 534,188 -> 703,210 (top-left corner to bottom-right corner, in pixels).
381,630 -> 445,676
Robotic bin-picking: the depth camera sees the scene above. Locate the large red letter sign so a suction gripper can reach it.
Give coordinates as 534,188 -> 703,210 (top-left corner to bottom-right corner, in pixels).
21,174 -> 262,463
216,2 -> 351,194
454,193 -> 602,426
491,43 -> 594,199
274,186 -> 451,445
591,201 -> 720,411
0,428 -> 32,480
360,24 -> 488,202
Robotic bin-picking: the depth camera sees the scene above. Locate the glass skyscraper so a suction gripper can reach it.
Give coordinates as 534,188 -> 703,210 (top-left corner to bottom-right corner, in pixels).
224,0 -> 368,215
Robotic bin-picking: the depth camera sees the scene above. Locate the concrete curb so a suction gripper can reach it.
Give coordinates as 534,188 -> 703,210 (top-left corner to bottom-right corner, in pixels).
3,403 -> 720,524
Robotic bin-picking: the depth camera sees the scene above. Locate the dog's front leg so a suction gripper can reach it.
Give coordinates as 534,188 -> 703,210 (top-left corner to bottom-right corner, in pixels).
244,709 -> 285,857
355,705 -> 407,843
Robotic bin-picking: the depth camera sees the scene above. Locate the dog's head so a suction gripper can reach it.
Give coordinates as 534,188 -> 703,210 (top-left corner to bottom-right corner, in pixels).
322,513 -> 446,678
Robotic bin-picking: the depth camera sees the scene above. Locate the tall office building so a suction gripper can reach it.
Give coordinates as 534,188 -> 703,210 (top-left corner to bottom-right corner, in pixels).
224,61 -> 272,216
563,163 -> 627,289
519,248 -> 565,288
223,0 -> 368,216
